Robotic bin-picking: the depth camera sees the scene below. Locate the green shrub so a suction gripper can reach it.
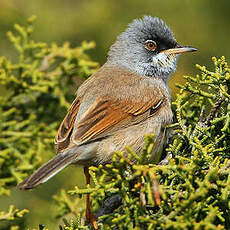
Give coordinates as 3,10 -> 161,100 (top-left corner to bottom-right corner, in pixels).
0,17 -> 229,230
49,57 -> 230,230
0,16 -> 98,230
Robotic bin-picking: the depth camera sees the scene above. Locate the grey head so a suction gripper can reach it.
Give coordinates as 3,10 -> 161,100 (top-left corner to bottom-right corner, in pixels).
108,16 -> 197,82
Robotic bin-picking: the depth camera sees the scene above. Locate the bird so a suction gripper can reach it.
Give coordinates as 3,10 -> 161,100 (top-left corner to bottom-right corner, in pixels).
17,16 -> 197,229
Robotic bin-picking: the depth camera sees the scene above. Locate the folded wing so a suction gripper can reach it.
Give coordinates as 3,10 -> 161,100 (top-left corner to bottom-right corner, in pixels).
55,66 -> 166,153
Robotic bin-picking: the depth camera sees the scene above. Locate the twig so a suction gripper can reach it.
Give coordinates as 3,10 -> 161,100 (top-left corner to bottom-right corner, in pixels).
39,55 -> 50,72
159,153 -> 172,166
88,194 -> 122,228
219,160 -> 230,174
204,96 -> 224,126
193,96 -> 224,137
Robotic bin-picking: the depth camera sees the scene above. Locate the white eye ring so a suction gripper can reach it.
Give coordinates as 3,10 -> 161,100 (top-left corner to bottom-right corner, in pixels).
145,40 -> 157,51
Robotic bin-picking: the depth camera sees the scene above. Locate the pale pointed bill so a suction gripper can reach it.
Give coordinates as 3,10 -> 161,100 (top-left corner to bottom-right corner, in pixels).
162,45 -> 197,54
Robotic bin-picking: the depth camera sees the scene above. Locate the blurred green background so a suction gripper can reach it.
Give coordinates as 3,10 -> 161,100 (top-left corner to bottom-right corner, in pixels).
0,0 -> 230,229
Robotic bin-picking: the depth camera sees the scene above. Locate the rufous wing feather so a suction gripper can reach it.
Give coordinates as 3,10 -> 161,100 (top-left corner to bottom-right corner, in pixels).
72,95 -> 164,145
55,98 -> 80,152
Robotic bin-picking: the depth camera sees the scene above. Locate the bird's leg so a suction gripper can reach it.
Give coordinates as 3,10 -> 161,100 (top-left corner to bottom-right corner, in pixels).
84,166 -> 98,230
84,166 -> 91,222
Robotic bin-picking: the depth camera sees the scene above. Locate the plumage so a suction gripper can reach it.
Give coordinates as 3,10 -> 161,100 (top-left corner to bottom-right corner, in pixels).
17,16 -> 196,196
55,65 -> 170,149
17,150 -> 77,189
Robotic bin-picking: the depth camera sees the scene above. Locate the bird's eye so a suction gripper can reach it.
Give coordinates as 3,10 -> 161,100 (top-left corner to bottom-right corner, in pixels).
145,40 -> 157,51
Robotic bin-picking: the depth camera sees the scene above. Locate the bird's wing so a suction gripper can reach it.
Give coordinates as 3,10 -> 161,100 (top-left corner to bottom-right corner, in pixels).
71,95 -> 163,146
55,97 -> 81,152
55,66 -> 167,152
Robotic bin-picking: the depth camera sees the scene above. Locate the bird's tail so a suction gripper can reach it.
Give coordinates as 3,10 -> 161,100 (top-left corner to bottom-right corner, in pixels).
17,151 -> 76,190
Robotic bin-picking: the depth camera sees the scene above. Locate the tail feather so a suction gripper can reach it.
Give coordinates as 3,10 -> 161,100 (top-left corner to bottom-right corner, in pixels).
17,152 -> 76,190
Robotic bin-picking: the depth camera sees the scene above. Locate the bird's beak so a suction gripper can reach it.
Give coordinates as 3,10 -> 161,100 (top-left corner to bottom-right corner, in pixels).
161,45 -> 197,54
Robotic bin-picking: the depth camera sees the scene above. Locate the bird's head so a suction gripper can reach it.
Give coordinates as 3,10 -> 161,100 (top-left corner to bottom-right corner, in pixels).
108,16 -> 197,82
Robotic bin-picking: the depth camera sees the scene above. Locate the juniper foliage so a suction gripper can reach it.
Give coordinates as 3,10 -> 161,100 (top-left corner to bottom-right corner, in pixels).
56,57 -> 230,230
0,16 -> 98,229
